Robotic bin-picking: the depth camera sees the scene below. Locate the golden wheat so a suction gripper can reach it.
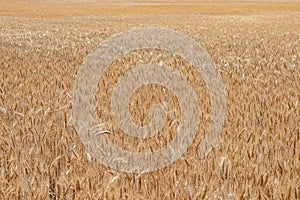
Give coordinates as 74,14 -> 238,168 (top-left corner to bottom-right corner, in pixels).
0,1 -> 299,199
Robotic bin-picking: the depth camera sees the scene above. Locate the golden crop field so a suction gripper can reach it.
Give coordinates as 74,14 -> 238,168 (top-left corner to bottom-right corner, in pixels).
0,0 -> 299,199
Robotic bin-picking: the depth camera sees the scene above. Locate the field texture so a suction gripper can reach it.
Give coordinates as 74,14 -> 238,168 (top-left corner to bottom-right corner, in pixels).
0,1 -> 299,199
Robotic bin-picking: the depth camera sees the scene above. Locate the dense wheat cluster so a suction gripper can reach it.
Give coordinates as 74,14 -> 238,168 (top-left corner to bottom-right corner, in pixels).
0,1 -> 299,199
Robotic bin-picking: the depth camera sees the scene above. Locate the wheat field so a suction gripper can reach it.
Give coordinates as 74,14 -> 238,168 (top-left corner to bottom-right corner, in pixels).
0,0 -> 299,199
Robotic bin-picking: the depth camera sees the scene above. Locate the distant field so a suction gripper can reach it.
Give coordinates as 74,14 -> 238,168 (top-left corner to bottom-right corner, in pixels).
0,0 -> 299,199
0,0 -> 300,16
